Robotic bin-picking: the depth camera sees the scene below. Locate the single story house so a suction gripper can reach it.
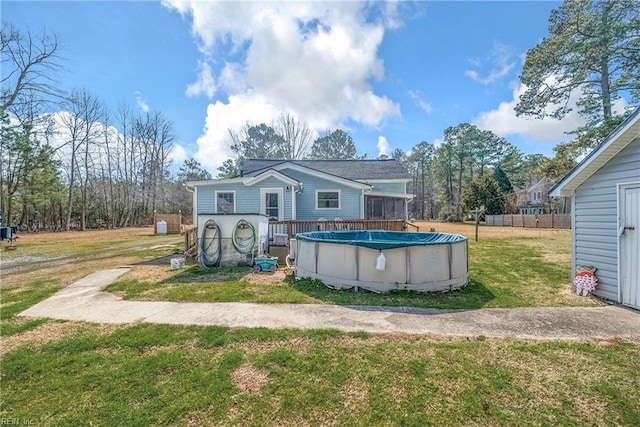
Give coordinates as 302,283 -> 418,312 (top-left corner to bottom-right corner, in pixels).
187,158 -> 414,224
550,109 -> 640,309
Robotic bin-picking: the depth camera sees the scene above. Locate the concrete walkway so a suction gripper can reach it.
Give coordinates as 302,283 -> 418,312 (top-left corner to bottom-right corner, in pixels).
19,268 -> 640,340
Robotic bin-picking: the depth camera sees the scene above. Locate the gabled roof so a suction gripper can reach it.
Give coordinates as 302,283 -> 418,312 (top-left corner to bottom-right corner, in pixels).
243,169 -> 300,187
241,159 -> 411,181
527,177 -> 555,192
186,169 -> 300,188
247,161 -> 372,190
550,108 -> 640,197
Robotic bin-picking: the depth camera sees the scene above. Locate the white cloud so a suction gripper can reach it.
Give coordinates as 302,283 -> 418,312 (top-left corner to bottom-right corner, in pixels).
465,42 -> 516,85
186,61 -> 217,98
170,143 -> 189,165
163,1 -> 402,171
408,90 -> 432,115
377,136 -> 389,157
134,91 -> 150,113
194,93 -> 281,174
473,81 -> 584,142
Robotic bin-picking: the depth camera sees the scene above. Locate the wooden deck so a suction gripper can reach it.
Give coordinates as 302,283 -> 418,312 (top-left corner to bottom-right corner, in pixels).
268,219 -> 416,242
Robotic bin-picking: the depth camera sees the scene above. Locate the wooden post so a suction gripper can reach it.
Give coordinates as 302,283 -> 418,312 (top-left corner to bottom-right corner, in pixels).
475,214 -> 479,242
470,206 -> 485,242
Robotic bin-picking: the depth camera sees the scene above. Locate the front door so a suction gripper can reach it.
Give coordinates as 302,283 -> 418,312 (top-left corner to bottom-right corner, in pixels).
261,188 -> 283,221
620,184 -> 639,309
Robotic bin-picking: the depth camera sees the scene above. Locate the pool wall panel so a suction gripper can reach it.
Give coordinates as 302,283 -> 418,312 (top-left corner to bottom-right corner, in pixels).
295,232 -> 469,293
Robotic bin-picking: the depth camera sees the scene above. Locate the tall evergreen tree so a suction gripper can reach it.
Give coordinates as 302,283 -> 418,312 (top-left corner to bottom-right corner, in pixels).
309,129 -> 359,159
516,0 -> 640,130
462,175 -> 505,216
229,123 -> 288,161
492,165 -> 513,195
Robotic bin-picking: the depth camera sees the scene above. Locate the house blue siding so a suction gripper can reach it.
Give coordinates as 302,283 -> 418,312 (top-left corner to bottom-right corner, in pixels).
196,179 -> 292,219
196,183 -> 250,214
193,165 -> 411,221
247,177 -> 292,220
574,137 -> 640,302
367,182 -> 406,193
280,168 -> 363,220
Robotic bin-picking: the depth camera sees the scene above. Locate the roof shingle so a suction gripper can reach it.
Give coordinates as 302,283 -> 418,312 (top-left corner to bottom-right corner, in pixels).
241,159 -> 410,181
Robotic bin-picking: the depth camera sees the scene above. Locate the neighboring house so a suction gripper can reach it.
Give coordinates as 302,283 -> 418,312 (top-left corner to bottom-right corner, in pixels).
187,159 -> 413,224
550,109 -> 640,309
517,177 -> 563,214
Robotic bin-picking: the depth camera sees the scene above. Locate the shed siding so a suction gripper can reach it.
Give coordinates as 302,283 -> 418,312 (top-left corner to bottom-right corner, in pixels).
574,137 -> 640,301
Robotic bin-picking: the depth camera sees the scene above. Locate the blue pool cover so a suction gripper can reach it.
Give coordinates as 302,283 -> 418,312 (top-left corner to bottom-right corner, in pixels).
295,230 -> 467,250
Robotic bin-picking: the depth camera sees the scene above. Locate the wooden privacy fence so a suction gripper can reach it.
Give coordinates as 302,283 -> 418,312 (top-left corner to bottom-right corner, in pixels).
485,214 -> 571,229
268,219 -> 408,242
153,213 -> 183,234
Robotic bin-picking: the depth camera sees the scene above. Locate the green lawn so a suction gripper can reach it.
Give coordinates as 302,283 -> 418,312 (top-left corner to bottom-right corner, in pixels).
107,266 -> 315,304
3,323 -> 639,426
3,226 -> 634,426
107,229 -> 597,309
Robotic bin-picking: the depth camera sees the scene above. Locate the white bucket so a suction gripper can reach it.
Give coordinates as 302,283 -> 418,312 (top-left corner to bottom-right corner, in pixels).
170,257 -> 185,270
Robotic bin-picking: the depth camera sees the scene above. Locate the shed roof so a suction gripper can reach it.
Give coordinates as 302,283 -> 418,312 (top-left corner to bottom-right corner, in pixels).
550,108 -> 640,197
241,159 -> 411,181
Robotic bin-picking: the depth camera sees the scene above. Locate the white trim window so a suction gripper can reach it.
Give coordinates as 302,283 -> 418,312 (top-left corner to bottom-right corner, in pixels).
316,190 -> 341,209
215,190 -> 236,213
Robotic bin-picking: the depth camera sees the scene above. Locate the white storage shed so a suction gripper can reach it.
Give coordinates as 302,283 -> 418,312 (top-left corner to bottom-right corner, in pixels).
550,109 -> 640,309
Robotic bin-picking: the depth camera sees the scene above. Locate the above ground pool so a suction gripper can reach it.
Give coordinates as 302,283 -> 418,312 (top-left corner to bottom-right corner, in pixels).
294,230 -> 469,292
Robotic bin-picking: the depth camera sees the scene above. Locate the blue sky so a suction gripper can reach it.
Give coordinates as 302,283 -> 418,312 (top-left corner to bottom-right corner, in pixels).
4,0 -> 591,176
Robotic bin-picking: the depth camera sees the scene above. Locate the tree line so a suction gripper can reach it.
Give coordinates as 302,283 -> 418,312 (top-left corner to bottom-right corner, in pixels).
2,0 -> 638,230
221,117 -> 543,221
0,24 -> 211,231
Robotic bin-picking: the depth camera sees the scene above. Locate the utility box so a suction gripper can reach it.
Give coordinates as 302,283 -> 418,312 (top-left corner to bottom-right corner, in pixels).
156,220 -> 167,235
273,233 -> 288,246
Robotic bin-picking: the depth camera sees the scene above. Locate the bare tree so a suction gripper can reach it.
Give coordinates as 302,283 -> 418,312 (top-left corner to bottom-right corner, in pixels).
273,112 -> 311,159
1,23 -> 62,114
132,111 -> 175,219
57,89 -> 102,230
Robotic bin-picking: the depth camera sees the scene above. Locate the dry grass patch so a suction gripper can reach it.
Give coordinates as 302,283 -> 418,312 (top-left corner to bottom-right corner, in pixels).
119,263 -> 289,286
341,376 -> 369,412
229,336 -> 312,355
116,264 -> 178,284
1,255 -> 145,290
246,270 -> 288,285
231,363 -> 270,394
0,321 -> 123,355
415,221 -> 571,240
0,321 -> 76,355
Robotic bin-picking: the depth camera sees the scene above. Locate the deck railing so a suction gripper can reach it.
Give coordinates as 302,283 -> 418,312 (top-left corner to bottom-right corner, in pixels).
268,219 -> 409,242
184,220 -> 419,253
